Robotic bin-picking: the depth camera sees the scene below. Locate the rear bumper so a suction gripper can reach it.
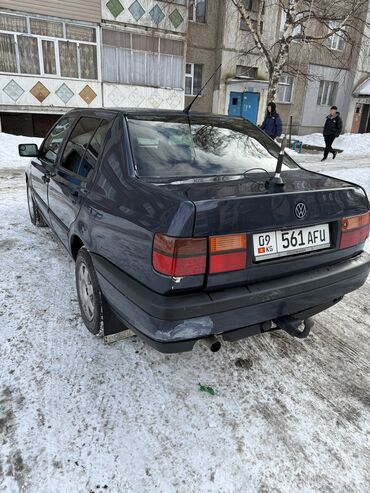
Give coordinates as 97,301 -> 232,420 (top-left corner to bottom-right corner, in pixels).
92,251 -> 370,353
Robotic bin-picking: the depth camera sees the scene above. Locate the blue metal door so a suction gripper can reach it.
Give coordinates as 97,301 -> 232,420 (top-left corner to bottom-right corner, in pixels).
241,92 -> 259,124
228,92 -> 242,117
228,91 -> 260,124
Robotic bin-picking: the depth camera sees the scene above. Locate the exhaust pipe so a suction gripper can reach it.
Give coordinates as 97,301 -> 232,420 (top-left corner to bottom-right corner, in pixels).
202,335 -> 222,352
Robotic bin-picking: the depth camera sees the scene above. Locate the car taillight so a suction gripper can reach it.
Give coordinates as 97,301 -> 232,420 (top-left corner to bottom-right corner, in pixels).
153,233 -> 207,276
340,211 -> 370,249
209,234 -> 247,274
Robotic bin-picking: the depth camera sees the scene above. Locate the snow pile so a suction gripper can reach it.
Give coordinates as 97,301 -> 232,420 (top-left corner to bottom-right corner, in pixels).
0,132 -> 43,170
293,132 -> 370,156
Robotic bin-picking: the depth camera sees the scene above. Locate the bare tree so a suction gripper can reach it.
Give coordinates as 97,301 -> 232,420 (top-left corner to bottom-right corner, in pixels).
231,0 -> 370,101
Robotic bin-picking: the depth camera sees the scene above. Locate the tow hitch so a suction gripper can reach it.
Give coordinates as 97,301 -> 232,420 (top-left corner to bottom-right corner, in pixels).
274,316 -> 314,339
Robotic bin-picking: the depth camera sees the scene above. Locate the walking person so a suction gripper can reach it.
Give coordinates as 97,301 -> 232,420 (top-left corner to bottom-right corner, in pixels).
321,106 -> 343,161
260,102 -> 282,141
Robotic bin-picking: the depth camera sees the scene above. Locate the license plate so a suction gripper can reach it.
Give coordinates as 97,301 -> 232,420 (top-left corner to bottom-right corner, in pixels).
253,224 -> 331,261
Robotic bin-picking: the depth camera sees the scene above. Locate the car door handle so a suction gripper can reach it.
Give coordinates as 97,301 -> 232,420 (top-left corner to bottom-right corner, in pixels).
87,206 -> 103,219
42,174 -> 50,184
70,190 -> 80,204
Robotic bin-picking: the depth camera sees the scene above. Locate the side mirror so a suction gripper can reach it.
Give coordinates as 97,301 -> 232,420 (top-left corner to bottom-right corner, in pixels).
19,143 -> 39,158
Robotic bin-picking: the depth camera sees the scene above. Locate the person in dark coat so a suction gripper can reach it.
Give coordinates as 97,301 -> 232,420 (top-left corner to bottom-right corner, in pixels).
260,102 -> 283,140
322,106 -> 343,161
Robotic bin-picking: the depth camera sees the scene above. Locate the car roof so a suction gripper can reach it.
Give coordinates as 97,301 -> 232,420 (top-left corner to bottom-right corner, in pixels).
64,107 -> 245,122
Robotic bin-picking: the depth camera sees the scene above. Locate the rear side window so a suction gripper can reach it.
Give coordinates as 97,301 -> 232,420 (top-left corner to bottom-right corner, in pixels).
61,117 -> 102,177
42,117 -> 74,164
80,120 -> 111,175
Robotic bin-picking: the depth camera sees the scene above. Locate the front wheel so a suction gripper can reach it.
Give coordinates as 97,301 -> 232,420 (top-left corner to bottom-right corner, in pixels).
75,247 -> 103,336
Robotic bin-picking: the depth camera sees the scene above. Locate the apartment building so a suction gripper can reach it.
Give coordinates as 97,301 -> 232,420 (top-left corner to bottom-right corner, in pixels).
186,0 -> 364,134
0,0 -> 187,136
0,0 -> 102,135
347,7 -> 370,133
0,0 -> 369,137
100,0 -> 187,111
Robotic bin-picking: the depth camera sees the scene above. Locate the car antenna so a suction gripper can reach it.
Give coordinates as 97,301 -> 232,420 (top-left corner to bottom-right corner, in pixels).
269,118 -> 291,188
184,63 -> 222,114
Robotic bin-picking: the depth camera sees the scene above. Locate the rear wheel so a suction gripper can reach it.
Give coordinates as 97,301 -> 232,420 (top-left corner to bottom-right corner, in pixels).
26,182 -> 47,227
75,247 -> 103,336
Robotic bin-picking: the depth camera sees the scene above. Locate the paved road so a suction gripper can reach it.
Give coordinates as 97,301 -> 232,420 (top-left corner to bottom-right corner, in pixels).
0,166 -> 369,493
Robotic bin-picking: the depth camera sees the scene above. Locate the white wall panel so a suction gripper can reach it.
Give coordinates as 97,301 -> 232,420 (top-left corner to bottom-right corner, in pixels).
103,83 -> 184,110
0,75 -> 102,108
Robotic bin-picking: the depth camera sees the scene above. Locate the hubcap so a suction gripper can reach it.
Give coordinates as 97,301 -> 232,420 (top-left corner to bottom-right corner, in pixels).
78,262 -> 95,321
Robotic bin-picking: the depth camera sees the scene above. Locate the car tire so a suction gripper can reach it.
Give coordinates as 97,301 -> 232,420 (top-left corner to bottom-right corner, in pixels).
27,182 -> 47,227
75,247 -> 104,337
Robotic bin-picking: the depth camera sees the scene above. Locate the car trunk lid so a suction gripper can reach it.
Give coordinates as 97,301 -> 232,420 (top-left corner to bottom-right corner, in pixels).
157,169 -> 369,289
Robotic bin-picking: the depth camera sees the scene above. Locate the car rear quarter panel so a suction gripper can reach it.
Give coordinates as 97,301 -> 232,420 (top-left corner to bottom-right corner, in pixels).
81,116 -> 198,294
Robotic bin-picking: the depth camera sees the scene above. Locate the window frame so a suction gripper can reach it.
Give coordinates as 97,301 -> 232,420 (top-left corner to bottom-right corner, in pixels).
185,63 -> 203,96
126,114 -> 300,180
276,75 -> 294,104
162,0 -> 186,4
279,10 -> 302,39
189,0 -> 207,24
317,80 -> 338,106
59,116 -> 103,177
102,32 -> 184,90
0,11 -> 99,81
235,65 -> 258,78
241,0 -> 253,10
327,21 -> 345,51
240,17 -> 263,33
40,116 -> 76,166
40,37 -> 58,76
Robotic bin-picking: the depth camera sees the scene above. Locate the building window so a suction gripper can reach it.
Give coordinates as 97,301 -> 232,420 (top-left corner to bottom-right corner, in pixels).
185,63 -> 203,96
236,65 -> 258,78
276,75 -> 294,103
327,21 -> 345,51
19,36 -> 40,74
42,40 -> 57,75
0,11 -> 98,79
189,0 -> 207,23
317,80 -> 338,106
102,30 -> 184,90
0,13 -> 27,32
240,18 -> 263,32
279,10 -> 303,38
241,0 -> 253,8
0,33 -> 18,73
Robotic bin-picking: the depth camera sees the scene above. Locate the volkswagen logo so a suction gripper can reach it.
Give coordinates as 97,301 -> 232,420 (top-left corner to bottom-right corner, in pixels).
295,202 -> 307,220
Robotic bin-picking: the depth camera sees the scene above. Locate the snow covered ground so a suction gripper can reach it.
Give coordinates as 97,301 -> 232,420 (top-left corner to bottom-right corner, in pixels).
0,132 -> 369,492
292,132 -> 370,156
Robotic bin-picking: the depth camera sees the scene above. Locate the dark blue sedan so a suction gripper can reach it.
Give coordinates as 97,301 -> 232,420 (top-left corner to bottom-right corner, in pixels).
19,109 -> 370,352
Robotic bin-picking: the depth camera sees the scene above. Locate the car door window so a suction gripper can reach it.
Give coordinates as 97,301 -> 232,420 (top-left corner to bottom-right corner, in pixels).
60,117 -> 101,177
41,117 -> 74,164
78,120 -> 110,177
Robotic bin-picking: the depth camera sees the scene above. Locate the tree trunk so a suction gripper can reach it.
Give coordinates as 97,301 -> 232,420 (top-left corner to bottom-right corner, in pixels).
268,65 -> 284,102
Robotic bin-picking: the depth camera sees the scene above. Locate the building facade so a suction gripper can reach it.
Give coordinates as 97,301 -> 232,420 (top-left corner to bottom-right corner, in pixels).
0,0 -> 187,135
185,0 -> 366,135
0,0 -> 369,137
347,7 -> 370,134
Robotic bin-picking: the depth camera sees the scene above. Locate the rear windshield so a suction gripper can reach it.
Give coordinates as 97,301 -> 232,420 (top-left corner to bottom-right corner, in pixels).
127,115 -> 298,179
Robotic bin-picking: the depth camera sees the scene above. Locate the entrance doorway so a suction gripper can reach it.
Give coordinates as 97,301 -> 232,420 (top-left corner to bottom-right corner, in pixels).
359,104 -> 370,133
228,91 -> 260,124
0,113 -> 61,137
